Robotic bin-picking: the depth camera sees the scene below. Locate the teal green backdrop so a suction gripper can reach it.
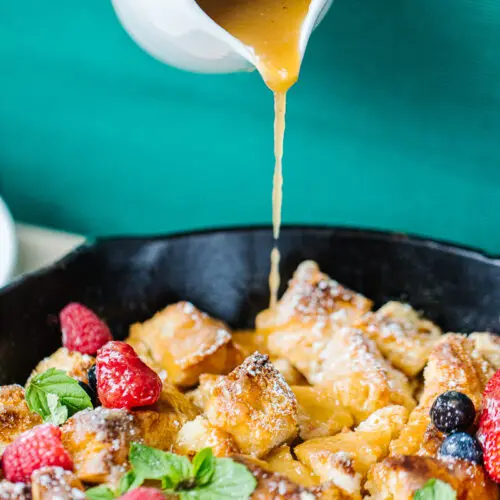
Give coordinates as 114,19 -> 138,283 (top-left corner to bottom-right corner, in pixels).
1,0 -> 500,250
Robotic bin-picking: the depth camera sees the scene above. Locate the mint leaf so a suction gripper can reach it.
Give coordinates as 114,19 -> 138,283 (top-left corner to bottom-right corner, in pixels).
192,448 -> 215,487
414,479 -> 456,500
179,457 -> 256,500
46,393 -> 69,426
85,485 -> 116,500
129,442 -> 192,489
118,470 -> 136,495
26,368 -> 93,423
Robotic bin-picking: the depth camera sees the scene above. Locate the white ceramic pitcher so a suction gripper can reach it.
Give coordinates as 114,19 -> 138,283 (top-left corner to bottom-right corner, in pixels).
111,0 -> 333,74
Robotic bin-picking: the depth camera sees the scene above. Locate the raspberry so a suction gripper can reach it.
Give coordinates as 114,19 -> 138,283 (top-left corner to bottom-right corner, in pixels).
60,302 -> 113,355
478,368 -> 500,482
1,424 -> 73,483
96,341 -> 162,409
119,487 -> 166,499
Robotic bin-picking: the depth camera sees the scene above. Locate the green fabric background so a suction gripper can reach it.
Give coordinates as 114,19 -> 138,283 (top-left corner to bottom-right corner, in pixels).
1,0 -> 500,250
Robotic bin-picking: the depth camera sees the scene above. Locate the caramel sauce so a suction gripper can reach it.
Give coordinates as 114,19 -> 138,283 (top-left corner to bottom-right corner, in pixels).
196,0 -> 312,307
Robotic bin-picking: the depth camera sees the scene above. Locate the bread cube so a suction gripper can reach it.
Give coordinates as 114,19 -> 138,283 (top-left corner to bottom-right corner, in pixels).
29,348 -> 95,384
354,301 -> 441,376
31,467 -> 85,500
205,353 -> 298,457
295,406 -> 408,496
0,385 -> 42,454
127,302 -> 242,387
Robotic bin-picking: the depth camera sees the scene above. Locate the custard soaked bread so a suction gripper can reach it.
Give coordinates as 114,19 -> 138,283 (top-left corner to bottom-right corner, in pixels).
390,333 -> 500,457
366,455 -> 499,500
127,301 -> 243,387
4,261 -> 500,499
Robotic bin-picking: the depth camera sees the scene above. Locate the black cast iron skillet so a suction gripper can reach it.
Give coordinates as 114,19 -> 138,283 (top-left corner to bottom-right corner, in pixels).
1,226 -> 500,385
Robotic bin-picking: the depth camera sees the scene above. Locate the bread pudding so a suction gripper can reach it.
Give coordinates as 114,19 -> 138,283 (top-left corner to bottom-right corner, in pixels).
1,261 -> 499,499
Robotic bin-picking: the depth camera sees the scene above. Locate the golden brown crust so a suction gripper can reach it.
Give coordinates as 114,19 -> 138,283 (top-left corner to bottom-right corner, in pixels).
127,301 -> 243,387
256,261 -> 373,331
354,302 -> 441,377
258,262 -> 372,385
367,455 -> 499,500
295,406 -> 408,497
28,348 -> 95,385
390,334 -> 493,457
0,481 -> 32,499
205,353 -> 298,458
0,385 -> 42,454
132,384 -> 199,451
316,329 -> 415,424
31,467 -> 85,500
470,332 -> 500,372
232,331 -> 307,385
61,408 -> 137,486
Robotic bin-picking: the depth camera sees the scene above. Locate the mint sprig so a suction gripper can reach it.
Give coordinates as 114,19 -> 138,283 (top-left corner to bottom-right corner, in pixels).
85,485 -> 115,500
26,368 -> 93,424
85,445 -> 256,499
414,479 -> 456,500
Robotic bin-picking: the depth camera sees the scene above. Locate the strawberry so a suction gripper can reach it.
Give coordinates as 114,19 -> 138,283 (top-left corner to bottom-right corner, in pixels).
478,369 -> 500,482
96,341 -> 162,409
60,302 -> 113,355
1,424 -> 73,483
120,487 -> 166,499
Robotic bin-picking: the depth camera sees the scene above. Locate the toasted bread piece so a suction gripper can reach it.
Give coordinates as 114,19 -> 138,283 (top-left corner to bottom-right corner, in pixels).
295,406 -> 408,496
175,415 -> 238,457
233,455 -> 351,500
470,332 -> 500,371
132,383 -> 199,451
367,455 -> 499,500
315,328 -> 415,423
292,386 -> 353,440
0,481 -> 31,499
28,348 -> 95,384
205,353 -> 298,457
257,262 -> 372,383
0,385 -> 42,454
257,261 -> 373,332
127,301 -> 243,387
31,467 -> 85,500
265,445 -> 320,488
61,408 -> 137,486
390,334 -> 492,457
232,331 -> 307,385
355,302 -> 441,377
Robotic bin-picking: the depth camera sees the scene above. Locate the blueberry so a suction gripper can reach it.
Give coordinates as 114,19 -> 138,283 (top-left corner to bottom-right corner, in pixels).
430,391 -> 476,434
439,432 -> 483,464
87,365 -> 97,394
78,380 -> 99,408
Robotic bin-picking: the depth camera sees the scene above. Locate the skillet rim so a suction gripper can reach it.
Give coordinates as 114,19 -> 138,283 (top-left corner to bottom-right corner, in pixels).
2,224 -> 499,296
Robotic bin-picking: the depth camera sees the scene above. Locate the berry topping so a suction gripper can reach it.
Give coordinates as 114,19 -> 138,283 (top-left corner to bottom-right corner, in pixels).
77,381 -> 99,408
438,432 -> 483,464
478,368 -> 500,482
430,391 -> 476,434
60,303 -> 113,355
119,487 -> 166,499
1,424 -> 73,483
87,364 -> 97,394
96,341 -> 162,410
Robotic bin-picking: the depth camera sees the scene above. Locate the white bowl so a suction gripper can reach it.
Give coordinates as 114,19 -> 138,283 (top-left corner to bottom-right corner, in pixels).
0,197 -> 17,287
